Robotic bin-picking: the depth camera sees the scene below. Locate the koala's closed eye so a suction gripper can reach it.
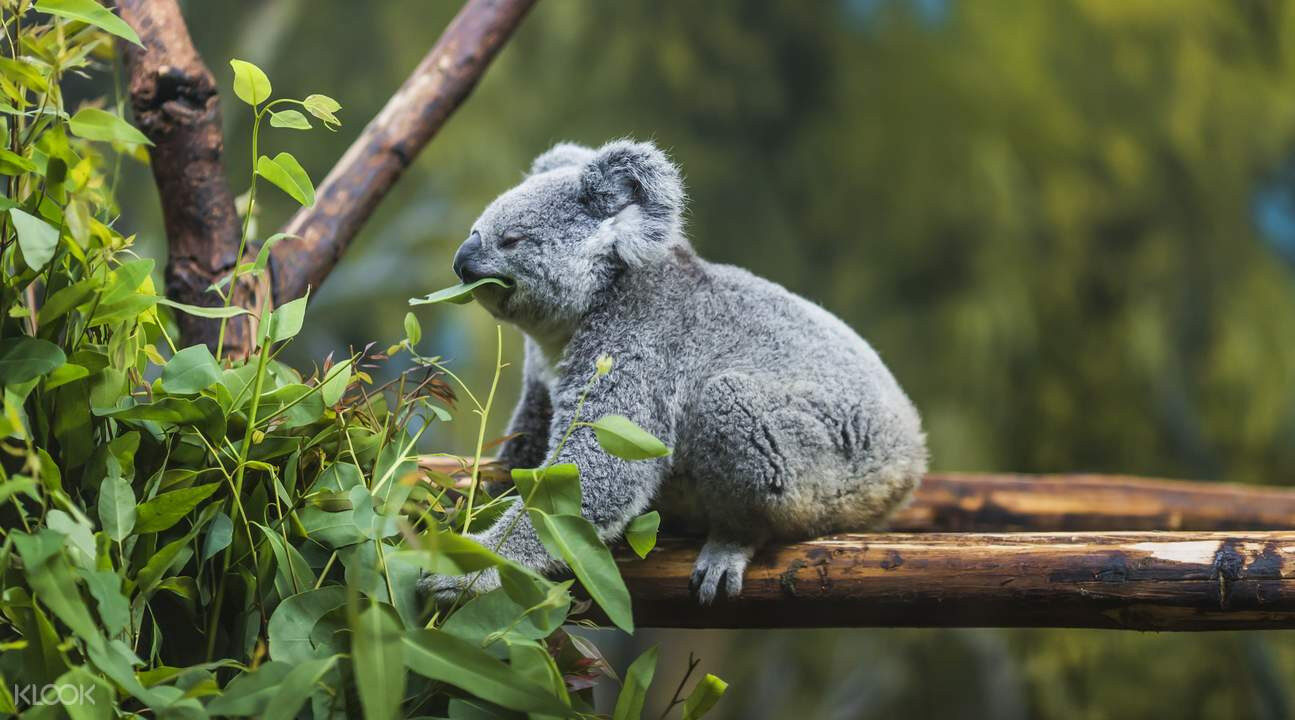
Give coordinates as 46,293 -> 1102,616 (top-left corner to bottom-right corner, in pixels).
500,229 -> 527,248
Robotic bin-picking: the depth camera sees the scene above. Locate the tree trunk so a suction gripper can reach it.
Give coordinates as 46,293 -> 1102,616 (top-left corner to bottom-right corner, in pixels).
118,0 -> 260,353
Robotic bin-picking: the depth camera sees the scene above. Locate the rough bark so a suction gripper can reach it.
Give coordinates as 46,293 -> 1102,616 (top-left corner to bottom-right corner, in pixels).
889,472 -> 1295,532
269,0 -> 538,302
417,459 -> 1295,532
612,531 -> 1295,630
118,0 -> 259,353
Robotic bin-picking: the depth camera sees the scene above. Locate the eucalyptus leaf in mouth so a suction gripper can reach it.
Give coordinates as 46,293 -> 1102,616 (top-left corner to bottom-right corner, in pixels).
408,277 -> 512,306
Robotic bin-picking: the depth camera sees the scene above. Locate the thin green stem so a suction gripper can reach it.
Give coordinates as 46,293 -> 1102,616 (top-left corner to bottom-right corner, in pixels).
205,328 -> 272,661
461,325 -> 503,532
428,359 -> 483,413
216,105 -> 264,361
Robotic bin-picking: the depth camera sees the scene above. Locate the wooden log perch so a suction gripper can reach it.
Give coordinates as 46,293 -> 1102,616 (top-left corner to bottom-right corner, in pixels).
414,462 -> 1295,629
268,0 -> 538,303
118,0 -> 260,353
616,532 -> 1295,630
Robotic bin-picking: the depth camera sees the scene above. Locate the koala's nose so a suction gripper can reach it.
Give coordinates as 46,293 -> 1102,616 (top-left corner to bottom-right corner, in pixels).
453,231 -> 484,282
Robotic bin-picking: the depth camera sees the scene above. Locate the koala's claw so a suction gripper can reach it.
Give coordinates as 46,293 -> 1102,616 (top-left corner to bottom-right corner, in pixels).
689,540 -> 755,605
417,568 -> 500,604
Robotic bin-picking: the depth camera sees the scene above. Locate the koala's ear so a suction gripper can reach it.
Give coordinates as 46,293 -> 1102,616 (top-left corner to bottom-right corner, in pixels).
529,142 -> 595,176
579,140 -> 685,237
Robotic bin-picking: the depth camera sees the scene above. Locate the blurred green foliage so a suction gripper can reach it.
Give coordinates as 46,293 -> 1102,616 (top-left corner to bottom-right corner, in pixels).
112,0 -> 1295,717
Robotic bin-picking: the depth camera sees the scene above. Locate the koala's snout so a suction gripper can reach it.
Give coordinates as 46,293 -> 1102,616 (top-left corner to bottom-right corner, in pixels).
453,231 -> 485,282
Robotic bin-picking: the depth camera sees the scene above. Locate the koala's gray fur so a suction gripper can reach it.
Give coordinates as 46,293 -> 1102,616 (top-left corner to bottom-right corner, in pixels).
420,139 -> 928,605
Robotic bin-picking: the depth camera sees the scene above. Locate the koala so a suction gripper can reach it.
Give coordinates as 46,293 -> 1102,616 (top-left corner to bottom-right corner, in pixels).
419,139 -> 927,605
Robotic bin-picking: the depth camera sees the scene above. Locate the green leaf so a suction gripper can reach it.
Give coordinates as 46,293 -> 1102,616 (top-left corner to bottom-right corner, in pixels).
10,208 -> 60,271
68,107 -> 152,146
98,475 -> 135,542
532,512 -> 634,633
402,628 -> 570,716
302,93 -> 341,128
268,586 -> 347,663
37,278 -> 98,325
43,362 -> 89,390
391,530 -> 506,576
0,56 -> 48,93
205,661 -> 292,716
35,0 -> 143,46
12,530 -> 101,643
612,645 -> 659,720
259,383 -> 325,428
298,506 -> 367,548
84,637 -> 165,707
256,152 -> 315,206
134,483 -> 220,534
497,564 -> 571,635
352,604 -> 406,720
404,311 -> 421,345
201,511 -> 233,561
78,567 -> 130,637
257,523 -> 316,597
156,297 -> 252,319
46,510 -> 93,566
262,655 -> 339,720
160,344 -> 221,395
263,294 -> 308,342
269,108 -> 312,130
440,587 -> 569,644
409,277 -> 512,306
589,415 -> 670,460
98,397 -> 225,440
0,148 -> 38,174
682,674 -> 729,720
102,258 -> 155,304
0,336 -> 66,384
320,358 -> 352,406
56,665 -> 114,720
230,58 -> 272,106
624,511 -> 661,559
512,463 -> 581,516
510,640 -> 570,707
87,294 -> 159,326
0,477 -> 39,505
134,533 -> 193,595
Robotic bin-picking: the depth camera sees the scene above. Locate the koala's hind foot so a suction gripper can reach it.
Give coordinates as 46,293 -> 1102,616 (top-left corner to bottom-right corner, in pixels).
690,538 -> 759,605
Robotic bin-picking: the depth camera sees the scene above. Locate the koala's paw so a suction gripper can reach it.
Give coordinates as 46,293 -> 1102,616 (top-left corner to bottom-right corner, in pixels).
417,568 -> 501,604
689,540 -> 755,605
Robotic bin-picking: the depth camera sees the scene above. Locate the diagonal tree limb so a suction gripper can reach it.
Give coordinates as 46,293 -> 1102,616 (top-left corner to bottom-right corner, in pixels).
268,0 -> 538,303
117,0 -> 262,354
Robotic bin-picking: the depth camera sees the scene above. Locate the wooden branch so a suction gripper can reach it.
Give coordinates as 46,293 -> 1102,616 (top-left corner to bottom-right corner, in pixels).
614,532 -> 1295,630
889,473 -> 1295,532
118,0 -> 259,353
269,0 -> 538,302
418,459 -> 1295,532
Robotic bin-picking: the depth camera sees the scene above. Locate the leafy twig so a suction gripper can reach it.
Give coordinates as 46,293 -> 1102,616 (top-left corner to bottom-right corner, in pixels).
660,652 -> 702,720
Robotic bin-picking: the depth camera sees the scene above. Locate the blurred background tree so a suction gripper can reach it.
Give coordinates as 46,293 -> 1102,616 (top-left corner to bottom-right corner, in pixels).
112,0 -> 1295,716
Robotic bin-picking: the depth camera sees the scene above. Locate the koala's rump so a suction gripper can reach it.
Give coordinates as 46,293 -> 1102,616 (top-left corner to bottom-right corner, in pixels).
646,262 -> 926,538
